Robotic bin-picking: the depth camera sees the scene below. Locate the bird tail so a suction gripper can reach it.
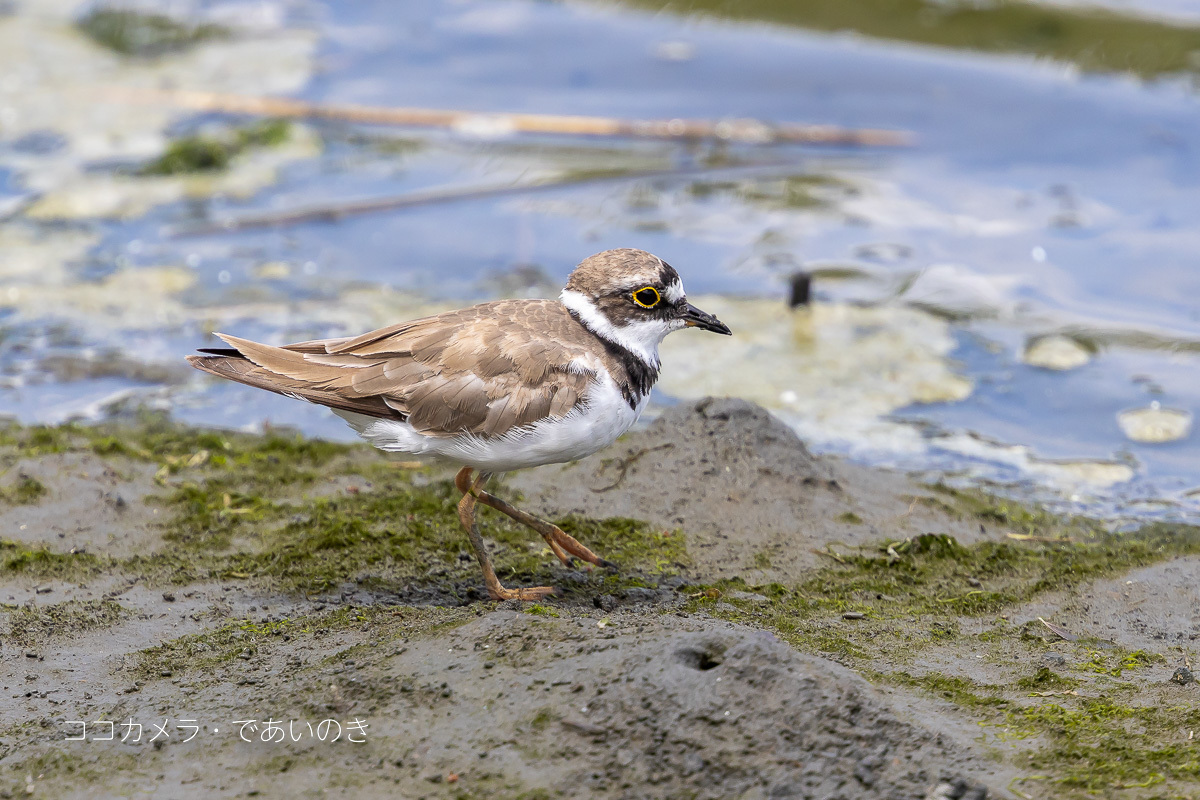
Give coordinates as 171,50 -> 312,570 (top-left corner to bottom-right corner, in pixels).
186,334 -> 396,420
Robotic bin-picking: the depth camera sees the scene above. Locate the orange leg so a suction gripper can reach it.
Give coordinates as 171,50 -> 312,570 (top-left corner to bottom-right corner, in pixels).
472,486 -> 616,571
455,468 -> 557,601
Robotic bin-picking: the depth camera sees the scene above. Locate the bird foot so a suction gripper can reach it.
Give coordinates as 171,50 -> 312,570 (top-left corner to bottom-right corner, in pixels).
488,584 -> 560,602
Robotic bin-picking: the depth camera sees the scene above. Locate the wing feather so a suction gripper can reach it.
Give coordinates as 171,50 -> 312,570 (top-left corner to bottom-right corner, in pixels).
189,300 -> 600,438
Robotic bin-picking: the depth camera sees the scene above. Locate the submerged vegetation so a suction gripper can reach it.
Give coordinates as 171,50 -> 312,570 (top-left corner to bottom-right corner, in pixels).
140,119 -> 293,175
77,8 -> 230,57
621,0 -> 1200,80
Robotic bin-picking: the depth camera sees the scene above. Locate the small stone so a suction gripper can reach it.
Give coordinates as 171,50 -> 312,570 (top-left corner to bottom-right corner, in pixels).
623,587 -> 658,604
162,592 -> 176,602
1023,335 -> 1090,370
842,611 -> 866,620
24,652 -> 38,659
966,577 -> 982,588
853,755 -> 882,786
1118,404 -> 1193,444
593,594 -> 618,612
1041,652 -> 1066,667
1170,666 -> 1195,685
34,585 -> 52,595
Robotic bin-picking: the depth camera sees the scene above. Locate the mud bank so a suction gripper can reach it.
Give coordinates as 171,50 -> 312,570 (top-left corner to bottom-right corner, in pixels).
1,399 -> 1198,798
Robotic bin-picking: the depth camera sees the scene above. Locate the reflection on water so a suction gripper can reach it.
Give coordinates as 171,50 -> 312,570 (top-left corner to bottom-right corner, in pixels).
615,0 -> 1200,79
1,0 -> 1199,525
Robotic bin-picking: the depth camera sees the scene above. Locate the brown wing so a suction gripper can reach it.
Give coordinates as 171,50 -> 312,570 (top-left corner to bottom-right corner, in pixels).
186,300 -> 599,438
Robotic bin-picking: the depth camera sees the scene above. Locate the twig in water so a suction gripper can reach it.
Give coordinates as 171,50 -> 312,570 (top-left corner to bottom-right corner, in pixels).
170,160 -> 796,236
102,87 -> 915,147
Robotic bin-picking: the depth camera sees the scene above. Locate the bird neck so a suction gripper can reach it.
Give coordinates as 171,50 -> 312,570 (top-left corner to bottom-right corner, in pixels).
560,290 -> 661,408
559,289 -> 665,370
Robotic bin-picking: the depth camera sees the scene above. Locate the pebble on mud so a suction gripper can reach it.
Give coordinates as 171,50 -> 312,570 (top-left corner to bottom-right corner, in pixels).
593,594 -> 618,612
1170,666 -> 1195,685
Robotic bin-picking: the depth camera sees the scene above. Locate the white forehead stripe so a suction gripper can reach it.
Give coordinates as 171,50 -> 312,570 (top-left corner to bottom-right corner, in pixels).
560,289 -> 664,368
663,279 -> 685,304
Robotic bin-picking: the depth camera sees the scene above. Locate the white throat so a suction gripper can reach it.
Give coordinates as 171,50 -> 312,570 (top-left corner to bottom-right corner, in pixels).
560,289 -> 675,368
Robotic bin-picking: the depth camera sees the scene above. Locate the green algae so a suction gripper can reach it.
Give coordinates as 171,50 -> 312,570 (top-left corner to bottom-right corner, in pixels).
3,599 -> 127,646
0,539 -> 102,580
77,8 -> 229,57
140,119 -> 293,175
702,527 -> 1200,631
687,520 -> 1200,797
1,414 -> 334,467
1005,696 -> 1200,791
1078,648 -> 1166,678
751,549 -> 773,569
881,671 -> 1008,710
616,0 -> 1200,80
2,750 -> 141,798
7,417 -> 1200,794
686,173 -> 843,211
0,474 -> 46,505
129,604 -> 472,681
1,417 -> 683,598
688,523 -> 1200,667
1015,666 -> 1080,692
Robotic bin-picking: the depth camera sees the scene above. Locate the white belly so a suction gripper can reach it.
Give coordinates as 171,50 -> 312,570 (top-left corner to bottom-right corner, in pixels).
334,373 -> 647,473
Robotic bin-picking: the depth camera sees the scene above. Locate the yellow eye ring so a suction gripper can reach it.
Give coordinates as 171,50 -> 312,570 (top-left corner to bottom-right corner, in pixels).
632,286 -> 661,308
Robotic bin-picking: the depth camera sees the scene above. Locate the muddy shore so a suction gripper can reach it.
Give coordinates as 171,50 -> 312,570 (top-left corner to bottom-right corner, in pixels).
1,397 -> 1197,799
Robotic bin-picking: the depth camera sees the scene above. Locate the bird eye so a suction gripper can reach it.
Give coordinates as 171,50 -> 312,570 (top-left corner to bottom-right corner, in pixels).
632,286 -> 661,308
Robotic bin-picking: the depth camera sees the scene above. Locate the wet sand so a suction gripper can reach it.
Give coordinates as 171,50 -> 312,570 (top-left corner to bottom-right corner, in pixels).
0,399 -> 1196,798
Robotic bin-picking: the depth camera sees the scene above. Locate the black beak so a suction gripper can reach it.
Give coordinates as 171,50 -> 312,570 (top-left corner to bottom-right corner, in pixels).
680,303 -> 732,335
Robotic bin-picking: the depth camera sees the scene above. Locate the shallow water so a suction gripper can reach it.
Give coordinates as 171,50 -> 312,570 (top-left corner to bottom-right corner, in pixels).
1,0 -> 1199,523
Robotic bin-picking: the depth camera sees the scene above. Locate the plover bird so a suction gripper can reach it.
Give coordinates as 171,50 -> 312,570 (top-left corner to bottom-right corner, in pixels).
187,248 -> 730,600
